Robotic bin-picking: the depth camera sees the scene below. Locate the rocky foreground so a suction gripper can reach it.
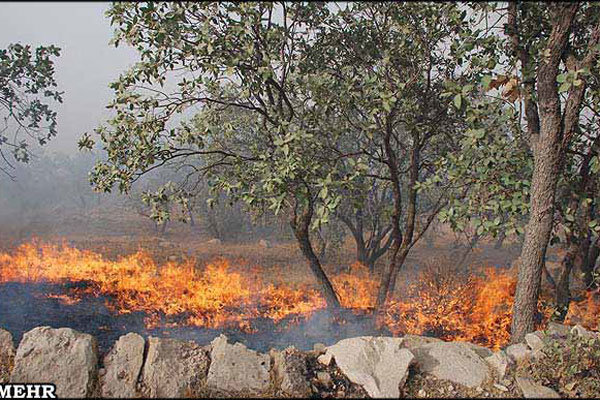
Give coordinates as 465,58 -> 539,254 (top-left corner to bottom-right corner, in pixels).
0,323 -> 599,398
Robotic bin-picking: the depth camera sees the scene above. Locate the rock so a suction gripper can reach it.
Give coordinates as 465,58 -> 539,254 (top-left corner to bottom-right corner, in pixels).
516,377 -> 560,398
461,342 -> 494,359
316,371 -> 332,387
505,343 -> 531,363
206,335 -> 270,395
206,238 -> 222,245
0,329 -> 15,384
167,255 -> 179,262
525,331 -> 545,353
412,342 -> 490,388
10,326 -> 98,398
271,347 -> 311,397
484,350 -> 510,380
570,324 -> 596,339
313,343 -> 326,354
140,337 -> 209,398
400,334 -> 442,350
100,333 -> 145,398
317,336 -> 413,398
546,322 -> 570,338
493,383 -> 508,392
258,239 -> 271,248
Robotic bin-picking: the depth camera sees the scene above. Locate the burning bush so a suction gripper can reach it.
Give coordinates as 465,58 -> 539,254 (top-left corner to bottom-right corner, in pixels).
383,260 -> 553,350
0,240 -> 598,351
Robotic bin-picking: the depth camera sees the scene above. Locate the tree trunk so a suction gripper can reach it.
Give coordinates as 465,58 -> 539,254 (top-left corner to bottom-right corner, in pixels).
582,238 -> 600,289
555,244 -> 576,321
376,131 -> 419,312
291,200 -> 341,309
494,231 -> 506,249
511,147 -> 560,342
509,3 -> 579,344
454,233 -> 480,271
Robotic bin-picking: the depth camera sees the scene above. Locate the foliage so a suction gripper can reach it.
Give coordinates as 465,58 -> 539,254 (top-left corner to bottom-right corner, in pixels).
521,333 -> 600,397
78,2 -> 369,231
0,43 -> 62,177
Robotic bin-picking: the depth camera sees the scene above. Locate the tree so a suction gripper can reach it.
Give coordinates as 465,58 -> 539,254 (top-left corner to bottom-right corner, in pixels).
337,178 -> 394,274
440,2 -> 600,341
79,2 -> 369,309
501,2 -> 600,342
0,43 -> 62,178
308,2 -> 472,312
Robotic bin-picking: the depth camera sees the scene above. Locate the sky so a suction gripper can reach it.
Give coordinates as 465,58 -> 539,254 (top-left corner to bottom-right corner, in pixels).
0,2 -> 138,154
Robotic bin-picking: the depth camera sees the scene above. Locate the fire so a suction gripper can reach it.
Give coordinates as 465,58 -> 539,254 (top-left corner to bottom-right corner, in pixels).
0,241 -> 598,350
0,241 -> 327,330
565,290 -> 600,331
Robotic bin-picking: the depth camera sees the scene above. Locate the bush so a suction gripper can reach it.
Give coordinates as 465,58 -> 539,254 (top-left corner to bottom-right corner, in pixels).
520,333 -> 600,398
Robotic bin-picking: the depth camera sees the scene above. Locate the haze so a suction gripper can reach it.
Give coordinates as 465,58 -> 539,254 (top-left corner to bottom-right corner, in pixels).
0,2 -> 138,154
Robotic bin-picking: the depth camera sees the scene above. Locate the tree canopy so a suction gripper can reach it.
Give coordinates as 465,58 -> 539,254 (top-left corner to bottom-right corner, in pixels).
0,43 -> 62,178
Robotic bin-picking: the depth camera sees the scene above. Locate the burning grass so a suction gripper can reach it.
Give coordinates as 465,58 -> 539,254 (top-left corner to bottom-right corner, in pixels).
0,240 -> 598,350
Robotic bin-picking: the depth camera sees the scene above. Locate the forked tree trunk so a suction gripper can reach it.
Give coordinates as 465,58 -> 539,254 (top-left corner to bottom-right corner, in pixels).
509,3 -> 580,343
376,131 -> 419,312
511,143 -> 560,341
290,199 -> 341,309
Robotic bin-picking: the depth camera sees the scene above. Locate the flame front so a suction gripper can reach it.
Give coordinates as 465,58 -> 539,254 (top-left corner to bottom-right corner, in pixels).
0,240 -> 598,350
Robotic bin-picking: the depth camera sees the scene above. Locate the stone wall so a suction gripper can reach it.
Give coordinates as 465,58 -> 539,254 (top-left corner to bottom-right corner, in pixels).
0,323 -> 597,398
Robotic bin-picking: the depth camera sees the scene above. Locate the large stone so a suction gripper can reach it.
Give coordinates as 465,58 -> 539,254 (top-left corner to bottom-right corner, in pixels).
10,326 -> 98,398
570,324 -> 597,339
318,336 -> 414,398
206,335 -> 270,395
505,343 -> 531,364
411,342 -> 491,388
400,334 -> 442,350
100,333 -> 145,398
140,337 -> 209,398
516,377 -> 560,398
546,322 -> 570,338
0,329 -> 15,384
271,347 -> 311,397
525,331 -> 545,353
460,342 -> 494,359
484,350 -> 510,380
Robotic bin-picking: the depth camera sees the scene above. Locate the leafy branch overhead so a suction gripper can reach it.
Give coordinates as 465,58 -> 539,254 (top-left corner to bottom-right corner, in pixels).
0,43 -> 63,177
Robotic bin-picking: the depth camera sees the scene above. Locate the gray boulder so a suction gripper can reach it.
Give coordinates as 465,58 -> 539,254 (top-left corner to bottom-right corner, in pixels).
0,329 -> 15,384
100,333 -> 145,398
140,337 -> 209,398
505,342 -> 531,363
206,335 -> 271,395
484,350 -> 510,380
411,342 -> 491,388
271,347 -> 311,397
516,377 -> 560,398
460,342 -> 494,359
546,322 -> 570,338
318,336 -> 414,398
400,334 -> 442,350
570,324 -> 597,339
10,326 -> 98,398
525,331 -> 545,352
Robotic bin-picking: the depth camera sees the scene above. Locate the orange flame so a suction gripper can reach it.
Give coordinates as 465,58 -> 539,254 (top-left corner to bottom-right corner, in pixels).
0,241 -> 598,349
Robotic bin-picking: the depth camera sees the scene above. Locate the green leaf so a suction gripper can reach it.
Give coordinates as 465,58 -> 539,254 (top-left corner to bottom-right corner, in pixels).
453,94 -> 462,110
